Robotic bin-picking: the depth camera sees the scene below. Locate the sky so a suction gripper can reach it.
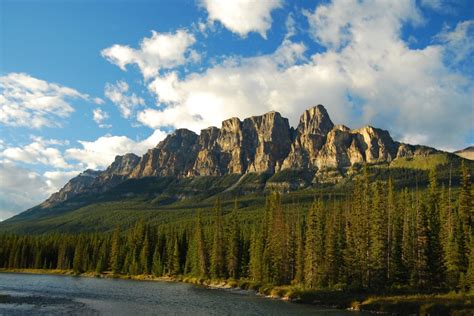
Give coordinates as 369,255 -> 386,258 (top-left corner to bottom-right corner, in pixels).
0,0 -> 473,220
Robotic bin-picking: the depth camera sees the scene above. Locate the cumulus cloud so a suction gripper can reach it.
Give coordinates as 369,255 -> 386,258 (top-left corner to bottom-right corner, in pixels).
0,128 -> 168,220
0,73 -> 89,128
201,0 -> 283,38
305,0 -> 423,50
92,108 -> 111,128
101,30 -> 197,79
136,0 -> 472,150
0,162 -> 81,220
138,40 -> 309,132
65,130 -> 166,169
104,81 -> 145,118
0,137 -> 72,169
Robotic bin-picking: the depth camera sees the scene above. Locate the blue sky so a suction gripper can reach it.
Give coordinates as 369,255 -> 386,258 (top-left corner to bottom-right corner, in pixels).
0,0 -> 473,220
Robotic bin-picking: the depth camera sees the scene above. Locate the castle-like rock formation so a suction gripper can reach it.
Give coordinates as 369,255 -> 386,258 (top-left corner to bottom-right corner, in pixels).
43,104 -> 438,206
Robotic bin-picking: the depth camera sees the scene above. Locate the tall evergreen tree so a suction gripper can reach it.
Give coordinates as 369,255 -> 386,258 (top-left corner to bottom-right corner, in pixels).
370,181 -> 388,289
193,211 -> 208,278
226,201 -> 240,279
110,225 -> 122,274
304,200 -> 325,288
210,198 -> 225,278
140,230 -> 151,275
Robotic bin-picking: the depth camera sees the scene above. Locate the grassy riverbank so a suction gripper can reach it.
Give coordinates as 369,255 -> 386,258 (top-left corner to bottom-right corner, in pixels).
2,268 -> 473,314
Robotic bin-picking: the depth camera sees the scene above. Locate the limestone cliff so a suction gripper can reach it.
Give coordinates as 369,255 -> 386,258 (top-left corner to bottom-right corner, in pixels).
42,104 -> 444,207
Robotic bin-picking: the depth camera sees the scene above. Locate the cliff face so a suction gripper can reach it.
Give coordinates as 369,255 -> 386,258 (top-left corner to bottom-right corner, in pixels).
43,104 -> 440,206
282,105 -> 334,170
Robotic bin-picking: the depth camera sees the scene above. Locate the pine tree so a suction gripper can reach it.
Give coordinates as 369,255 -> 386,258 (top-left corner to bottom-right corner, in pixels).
73,238 -> 84,274
171,236 -> 181,275
267,192 -> 289,285
304,200 -> 325,288
140,230 -> 151,275
325,203 -> 344,287
210,198 -> 225,278
427,169 -> 445,286
401,189 -> 415,283
95,241 -> 107,273
389,181 -> 404,284
459,161 -> 472,240
249,225 -> 264,281
414,200 -> 431,289
110,225 -> 122,274
369,181 -> 388,289
226,201 -> 240,279
152,245 -> 163,276
293,214 -> 305,284
194,211 -> 208,278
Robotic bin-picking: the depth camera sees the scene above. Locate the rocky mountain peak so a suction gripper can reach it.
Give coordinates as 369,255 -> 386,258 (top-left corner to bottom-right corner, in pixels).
40,103 -> 445,208
282,104 -> 335,170
106,153 -> 140,175
297,104 -> 334,136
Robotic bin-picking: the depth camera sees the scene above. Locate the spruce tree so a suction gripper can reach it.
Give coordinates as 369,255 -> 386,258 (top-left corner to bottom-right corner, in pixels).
459,161 -> 472,240
194,211 -> 208,278
226,201 -> 240,279
293,214 -> 305,284
171,236 -> 181,275
110,225 -> 122,274
152,245 -> 163,277
210,198 -> 225,278
140,230 -> 151,275
304,200 -> 325,288
427,169 -> 445,286
369,181 -> 388,289
73,239 -> 84,274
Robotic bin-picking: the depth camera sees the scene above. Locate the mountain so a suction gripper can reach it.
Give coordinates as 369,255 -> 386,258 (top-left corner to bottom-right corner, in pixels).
454,146 -> 474,160
2,104 -> 469,234
41,104 -> 440,205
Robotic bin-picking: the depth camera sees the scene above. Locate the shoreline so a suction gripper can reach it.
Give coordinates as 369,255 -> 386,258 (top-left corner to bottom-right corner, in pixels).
1,269 -> 473,314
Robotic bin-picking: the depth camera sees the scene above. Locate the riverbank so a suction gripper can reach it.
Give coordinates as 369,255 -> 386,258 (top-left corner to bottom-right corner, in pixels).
1,269 -> 473,314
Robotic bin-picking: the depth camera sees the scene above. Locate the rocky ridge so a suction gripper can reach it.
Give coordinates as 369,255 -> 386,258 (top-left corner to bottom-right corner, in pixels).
44,104 -> 439,207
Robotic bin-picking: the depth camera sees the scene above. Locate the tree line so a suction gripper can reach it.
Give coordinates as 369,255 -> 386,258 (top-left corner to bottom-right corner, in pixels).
0,163 -> 472,292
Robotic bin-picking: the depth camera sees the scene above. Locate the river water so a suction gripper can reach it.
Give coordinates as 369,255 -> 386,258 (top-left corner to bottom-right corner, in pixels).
0,273 -> 363,315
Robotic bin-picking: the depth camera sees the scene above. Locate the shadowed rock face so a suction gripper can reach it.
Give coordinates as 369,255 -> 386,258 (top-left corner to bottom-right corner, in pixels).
42,104 -> 441,206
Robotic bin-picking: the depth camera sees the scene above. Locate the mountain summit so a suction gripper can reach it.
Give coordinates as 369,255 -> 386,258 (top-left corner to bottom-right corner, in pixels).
39,104 -> 439,209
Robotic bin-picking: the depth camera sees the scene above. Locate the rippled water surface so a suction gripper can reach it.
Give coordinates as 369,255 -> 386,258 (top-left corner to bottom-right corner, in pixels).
0,273 -> 363,315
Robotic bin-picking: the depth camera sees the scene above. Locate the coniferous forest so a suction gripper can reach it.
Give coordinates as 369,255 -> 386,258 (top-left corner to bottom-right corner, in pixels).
0,163 -> 472,295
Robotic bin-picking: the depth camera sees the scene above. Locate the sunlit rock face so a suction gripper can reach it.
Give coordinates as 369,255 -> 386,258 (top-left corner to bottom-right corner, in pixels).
44,104 -> 442,206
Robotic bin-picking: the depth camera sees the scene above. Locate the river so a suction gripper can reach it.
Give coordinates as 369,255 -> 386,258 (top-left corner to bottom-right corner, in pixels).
0,273 -> 364,315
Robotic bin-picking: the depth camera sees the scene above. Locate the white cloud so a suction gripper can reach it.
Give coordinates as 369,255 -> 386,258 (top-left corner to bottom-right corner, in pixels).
0,162 -> 48,220
305,0 -> 423,50
1,138 -> 72,169
104,81 -> 145,118
137,0 -> 472,150
92,108 -> 111,128
420,0 -> 459,13
138,40 -> 309,132
93,97 -> 105,105
101,30 -> 197,79
0,162 -> 81,220
0,128 -> 168,220
65,130 -> 166,169
434,20 -> 474,66
0,73 -> 89,128
201,0 -> 283,38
